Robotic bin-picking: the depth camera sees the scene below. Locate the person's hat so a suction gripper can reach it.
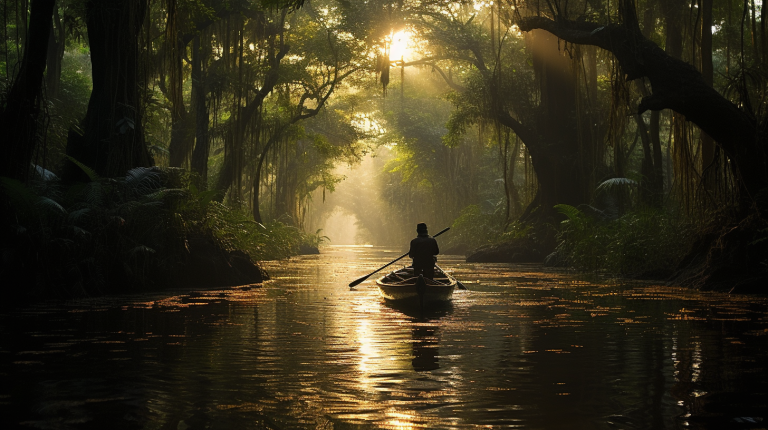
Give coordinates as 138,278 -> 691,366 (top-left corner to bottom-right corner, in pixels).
416,223 -> 428,233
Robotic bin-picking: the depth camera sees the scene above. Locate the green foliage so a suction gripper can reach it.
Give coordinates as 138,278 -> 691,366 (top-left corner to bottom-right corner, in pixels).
444,204 -> 505,251
1,163 -> 320,299
554,204 -> 694,276
66,155 -> 101,182
45,50 -> 93,168
200,202 -> 326,261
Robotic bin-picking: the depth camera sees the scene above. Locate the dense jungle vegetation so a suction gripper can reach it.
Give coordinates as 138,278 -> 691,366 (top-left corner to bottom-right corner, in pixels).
1,0 -> 767,299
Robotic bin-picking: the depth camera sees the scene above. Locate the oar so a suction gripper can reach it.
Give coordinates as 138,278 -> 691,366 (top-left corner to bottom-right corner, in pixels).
435,263 -> 468,290
348,227 -> 451,288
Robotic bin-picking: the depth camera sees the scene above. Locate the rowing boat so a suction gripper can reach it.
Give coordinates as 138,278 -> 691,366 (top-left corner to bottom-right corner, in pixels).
376,266 -> 457,306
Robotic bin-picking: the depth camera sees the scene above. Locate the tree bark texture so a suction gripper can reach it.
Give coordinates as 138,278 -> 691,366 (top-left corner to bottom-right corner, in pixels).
0,0 -> 56,180
168,107 -> 195,167
64,0 -> 153,179
190,34 -> 210,185
518,15 -> 768,205
45,7 -> 65,98
493,30 -> 595,222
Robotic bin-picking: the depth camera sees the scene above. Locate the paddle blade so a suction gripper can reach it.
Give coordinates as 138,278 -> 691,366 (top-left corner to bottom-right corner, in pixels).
348,275 -> 368,288
456,281 -> 468,290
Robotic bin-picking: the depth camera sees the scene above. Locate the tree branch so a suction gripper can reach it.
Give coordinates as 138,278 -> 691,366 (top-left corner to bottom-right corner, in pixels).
518,14 -> 765,195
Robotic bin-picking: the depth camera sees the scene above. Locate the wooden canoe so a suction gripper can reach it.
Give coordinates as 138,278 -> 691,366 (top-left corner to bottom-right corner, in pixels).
376,266 -> 456,305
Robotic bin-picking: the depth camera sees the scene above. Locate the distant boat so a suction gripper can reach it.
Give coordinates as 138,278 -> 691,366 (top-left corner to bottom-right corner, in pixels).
376,266 -> 457,306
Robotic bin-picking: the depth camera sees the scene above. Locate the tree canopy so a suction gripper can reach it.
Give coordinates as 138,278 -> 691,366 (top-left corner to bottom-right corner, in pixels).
2,0 -> 768,293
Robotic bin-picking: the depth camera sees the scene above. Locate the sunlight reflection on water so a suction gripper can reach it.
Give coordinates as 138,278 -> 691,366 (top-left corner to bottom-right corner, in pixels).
1,246 -> 767,429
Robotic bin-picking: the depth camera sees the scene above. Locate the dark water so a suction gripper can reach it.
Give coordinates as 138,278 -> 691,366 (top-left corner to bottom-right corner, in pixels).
1,246 -> 767,430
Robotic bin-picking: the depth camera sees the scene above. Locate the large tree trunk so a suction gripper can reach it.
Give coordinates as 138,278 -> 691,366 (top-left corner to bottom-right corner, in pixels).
496,30 -> 593,223
64,0 -> 153,180
190,34 -> 210,186
45,7 -> 65,98
167,107 -> 195,167
518,16 -> 767,207
0,0 -> 56,181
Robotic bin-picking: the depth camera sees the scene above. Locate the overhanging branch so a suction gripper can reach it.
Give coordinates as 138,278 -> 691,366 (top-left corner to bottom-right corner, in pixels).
518,13 -> 764,196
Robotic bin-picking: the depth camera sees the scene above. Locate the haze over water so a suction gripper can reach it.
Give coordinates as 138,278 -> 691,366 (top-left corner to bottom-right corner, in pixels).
1,246 -> 766,429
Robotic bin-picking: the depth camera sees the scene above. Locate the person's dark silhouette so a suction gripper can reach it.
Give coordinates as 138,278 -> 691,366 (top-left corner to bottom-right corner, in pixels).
408,223 -> 439,279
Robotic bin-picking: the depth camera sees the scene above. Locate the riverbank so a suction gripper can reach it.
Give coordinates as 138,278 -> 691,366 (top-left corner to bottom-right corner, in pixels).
0,167 -> 322,302
461,205 -> 768,294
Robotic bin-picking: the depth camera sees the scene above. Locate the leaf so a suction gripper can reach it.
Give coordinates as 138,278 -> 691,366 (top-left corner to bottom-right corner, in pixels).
125,167 -> 162,196
596,177 -> 638,193
68,208 -> 91,223
198,190 -> 217,207
0,177 -> 37,213
66,156 -> 101,182
35,196 -> 67,216
116,117 -> 135,134
129,245 -> 156,256
70,225 -> 91,239
32,164 -> 59,181
554,204 -> 584,222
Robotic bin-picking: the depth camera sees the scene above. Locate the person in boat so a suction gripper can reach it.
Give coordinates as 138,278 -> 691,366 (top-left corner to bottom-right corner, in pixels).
408,223 -> 439,279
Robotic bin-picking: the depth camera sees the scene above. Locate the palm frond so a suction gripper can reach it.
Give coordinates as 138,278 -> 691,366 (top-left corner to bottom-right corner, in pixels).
554,204 -> 584,222
125,167 -> 163,197
32,164 -> 59,181
70,226 -> 92,240
66,156 -> 101,182
596,177 -> 638,193
146,188 -> 188,202
68,208 -> 91,224
128,245 -> 156,256
35,196 -> 68,216
82,182 -> 106,206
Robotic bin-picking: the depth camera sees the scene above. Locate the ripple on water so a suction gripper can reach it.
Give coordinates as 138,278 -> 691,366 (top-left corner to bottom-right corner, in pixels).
1,246 -> 767,429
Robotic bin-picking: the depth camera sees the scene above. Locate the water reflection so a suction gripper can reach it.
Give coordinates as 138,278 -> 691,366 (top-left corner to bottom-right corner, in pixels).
383,301 -> 452,373
411,322 -> 439,372
0,246 -> 767,430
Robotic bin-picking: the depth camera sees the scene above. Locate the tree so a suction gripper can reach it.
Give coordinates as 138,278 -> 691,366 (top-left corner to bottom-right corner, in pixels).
517,5 -> 767,209
64,0 -> 153,179
0,0 -> 56,180
410,4 -> 606,225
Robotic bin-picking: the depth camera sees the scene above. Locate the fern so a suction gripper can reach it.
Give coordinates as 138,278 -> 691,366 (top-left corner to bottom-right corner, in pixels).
554,204 -> 584,222
66,156 -> 101,182
125,167 -> 163,197
35,196 -> 67,216
68,208 -> 91,224
82,182 -> 106,206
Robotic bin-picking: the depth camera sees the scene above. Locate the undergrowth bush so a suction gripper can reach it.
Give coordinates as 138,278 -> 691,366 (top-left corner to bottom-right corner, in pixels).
203,203 -> 327,260
445,204 -> 504,251
0,165 -> 324,299
554,204 -> 694,276
445,204 -> 533,253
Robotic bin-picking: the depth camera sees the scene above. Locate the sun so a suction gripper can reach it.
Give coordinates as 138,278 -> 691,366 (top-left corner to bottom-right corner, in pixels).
388,30 -> 414,62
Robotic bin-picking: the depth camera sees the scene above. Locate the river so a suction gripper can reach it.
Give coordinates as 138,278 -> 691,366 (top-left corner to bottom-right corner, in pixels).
1,246 -> 767,429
